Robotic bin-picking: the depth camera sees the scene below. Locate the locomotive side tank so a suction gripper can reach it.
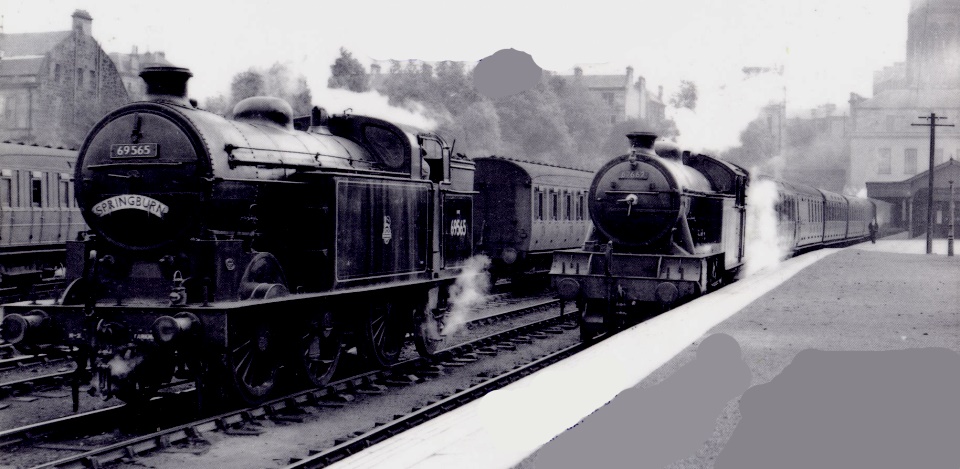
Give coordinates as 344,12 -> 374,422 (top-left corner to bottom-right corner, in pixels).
473,156 -> 592,284
551,133 -> 749,340
0,66 -> 474,406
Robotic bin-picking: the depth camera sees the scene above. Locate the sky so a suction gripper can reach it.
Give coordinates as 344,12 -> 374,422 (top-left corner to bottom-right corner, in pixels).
3,0 -> 912,106
2,0 -> 914,148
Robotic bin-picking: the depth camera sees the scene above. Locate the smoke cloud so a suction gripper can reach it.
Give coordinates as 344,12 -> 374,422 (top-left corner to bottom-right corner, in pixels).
442,255 -> 492,336
670,70 -> 785,154
312,87 -> 439,131
743,177 -> 790,276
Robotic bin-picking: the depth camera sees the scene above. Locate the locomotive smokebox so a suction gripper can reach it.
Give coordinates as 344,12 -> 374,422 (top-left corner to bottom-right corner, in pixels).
139,66 -> 193,105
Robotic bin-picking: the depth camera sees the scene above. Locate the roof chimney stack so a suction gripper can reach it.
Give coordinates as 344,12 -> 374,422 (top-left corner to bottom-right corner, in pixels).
71,10 -> 92,37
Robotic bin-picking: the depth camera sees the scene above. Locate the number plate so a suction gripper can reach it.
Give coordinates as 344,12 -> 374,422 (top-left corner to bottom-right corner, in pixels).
111,143 -> 158,158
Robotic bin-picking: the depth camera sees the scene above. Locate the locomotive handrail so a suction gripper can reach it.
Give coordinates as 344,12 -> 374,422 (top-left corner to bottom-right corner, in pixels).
224,143 -> 365,166
87,162 -> 186,169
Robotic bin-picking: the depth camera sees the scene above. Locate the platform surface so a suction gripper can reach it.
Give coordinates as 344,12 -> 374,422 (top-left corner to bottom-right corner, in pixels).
329,241 -> 939,469
325,240 -> 958,468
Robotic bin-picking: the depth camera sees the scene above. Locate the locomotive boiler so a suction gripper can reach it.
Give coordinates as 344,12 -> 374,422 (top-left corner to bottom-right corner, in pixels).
551,132 -> 749,340
0,66 -> 474,405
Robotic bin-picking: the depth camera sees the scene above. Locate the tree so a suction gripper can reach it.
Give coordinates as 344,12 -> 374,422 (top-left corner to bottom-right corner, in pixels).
440,99 -> 502,157
670,80 -> 698,111
493,80 -> 576,163
203,94 -> 230,115
328,47 -> 369,93
722,116 -> 779,172
231,69 -> 265,104
551,76 -> 612,166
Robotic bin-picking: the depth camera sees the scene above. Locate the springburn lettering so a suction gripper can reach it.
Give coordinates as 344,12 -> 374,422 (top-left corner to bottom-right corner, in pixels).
92,194 -> 170,218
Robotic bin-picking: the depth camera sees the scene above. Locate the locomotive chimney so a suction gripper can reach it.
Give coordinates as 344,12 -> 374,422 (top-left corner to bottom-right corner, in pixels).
139,66 -> 192,105
626,132 -> 658,158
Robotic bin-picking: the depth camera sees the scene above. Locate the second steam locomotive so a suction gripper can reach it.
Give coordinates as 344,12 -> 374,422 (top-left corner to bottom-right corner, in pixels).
552,132 -> 876,340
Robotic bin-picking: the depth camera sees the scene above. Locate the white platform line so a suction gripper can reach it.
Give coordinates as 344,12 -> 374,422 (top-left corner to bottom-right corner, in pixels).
325,249 -> 839,469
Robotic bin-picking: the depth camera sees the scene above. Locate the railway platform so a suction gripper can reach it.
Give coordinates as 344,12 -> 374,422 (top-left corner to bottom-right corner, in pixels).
324,239 -> 959,469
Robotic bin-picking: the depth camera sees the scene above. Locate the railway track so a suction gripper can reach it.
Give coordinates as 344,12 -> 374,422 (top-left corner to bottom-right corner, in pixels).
0,296 -> 577,468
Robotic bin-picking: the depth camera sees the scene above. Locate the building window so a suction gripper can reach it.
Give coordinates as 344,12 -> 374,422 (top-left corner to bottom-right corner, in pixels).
54,64 -> 61,83
77,68 -> 84,88
89,70 -> 96,89
904,148 -> 918,175
885,115 -> 896,132
602,92 -> 615,105
878,148 -> 892,175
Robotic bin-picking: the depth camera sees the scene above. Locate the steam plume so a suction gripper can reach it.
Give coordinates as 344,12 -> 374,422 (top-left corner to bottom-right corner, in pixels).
442,255 -> 492,336
743,177 -> 790,276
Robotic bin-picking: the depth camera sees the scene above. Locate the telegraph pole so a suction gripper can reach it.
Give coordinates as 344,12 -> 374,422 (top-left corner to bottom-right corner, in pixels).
912,114 -> 953,254
949,179 -> 955,257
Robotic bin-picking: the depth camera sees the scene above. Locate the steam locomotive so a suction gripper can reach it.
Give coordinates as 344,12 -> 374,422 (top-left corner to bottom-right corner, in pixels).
0,66 -> 474,405
551,132 -> 875,340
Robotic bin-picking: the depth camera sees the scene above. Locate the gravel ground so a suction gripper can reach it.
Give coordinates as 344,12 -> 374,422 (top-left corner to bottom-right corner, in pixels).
523,243 -> 958,469
0,293 -> 566,468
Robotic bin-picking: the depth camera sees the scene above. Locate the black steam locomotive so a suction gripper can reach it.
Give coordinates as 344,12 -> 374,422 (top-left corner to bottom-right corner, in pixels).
0,66 -> 474,405
552,132 -> 875,340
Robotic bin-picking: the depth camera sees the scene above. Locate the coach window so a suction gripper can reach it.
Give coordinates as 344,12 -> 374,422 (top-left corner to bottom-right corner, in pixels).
536,189 -> 544,221
551,191 -> 559,220
60,174 -> 70,207
565,192 -> 572,220
577,193 -> 584,220
31,172 -> 43,208
0,172 -> 11,208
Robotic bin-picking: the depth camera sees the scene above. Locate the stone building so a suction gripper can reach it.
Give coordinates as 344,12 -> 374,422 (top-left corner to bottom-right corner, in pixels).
850,0 -> 960,193
367,60 -> 667,128
554,66 -> 665,127
109,47 -> 172,102
0,10 -> 128,148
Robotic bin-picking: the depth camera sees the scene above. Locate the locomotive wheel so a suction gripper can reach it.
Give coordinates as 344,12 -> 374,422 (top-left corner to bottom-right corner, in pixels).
226,325 -> 279,404
413,307 -> 444,357
296,312 -> 341,387
579,300 -> 607,343
361,301 -> 407,367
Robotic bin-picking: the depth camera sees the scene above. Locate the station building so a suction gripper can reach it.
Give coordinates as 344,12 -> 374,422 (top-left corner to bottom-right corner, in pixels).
849,0 -> 960,196
0,10 -> 129,148
867,158 -> 960,238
